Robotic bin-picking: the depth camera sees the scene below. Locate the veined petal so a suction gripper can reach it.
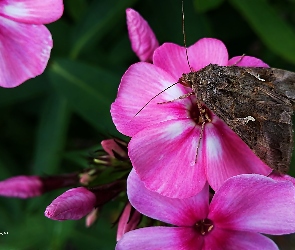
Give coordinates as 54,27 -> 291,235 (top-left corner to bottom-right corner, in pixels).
153,39 -> 228,80
204,118 -> 272,191
111,62 -> 191,136
0,17 -> 52,88
208,174 -> 295,235
205,228 -> 279,250
116,227 -> 203,250
126,8 -> 158,62
127,170 -> 209,226
128,119 -> 206,198
0,0 -> 63,24
228,56 -> 269,67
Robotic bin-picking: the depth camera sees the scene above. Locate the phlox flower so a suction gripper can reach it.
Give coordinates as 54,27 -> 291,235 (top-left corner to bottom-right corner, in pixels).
0,0 -> 64,88
111,36 -> 272,198
116,170 -> 295,250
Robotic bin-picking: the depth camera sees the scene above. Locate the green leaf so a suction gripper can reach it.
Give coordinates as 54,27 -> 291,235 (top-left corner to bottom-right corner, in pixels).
0,74 -> 48,107
70,0 -> 138,59
31,94 -> 70,174
229,0 -> 295,65
48,59 -> 119,134
193,0 -> 224,13
64,0 -> 88,22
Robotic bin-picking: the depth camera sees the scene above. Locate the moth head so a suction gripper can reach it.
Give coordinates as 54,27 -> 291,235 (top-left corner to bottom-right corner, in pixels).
178,73 -> 193,88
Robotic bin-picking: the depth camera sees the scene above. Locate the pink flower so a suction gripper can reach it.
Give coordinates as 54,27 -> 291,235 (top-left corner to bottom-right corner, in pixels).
45,187 -> 96,221
116,170 -> 295,250
111,38 -> 271,199
0,0 -> 64,88
126,8 -> 159,62
0,176 -> 43,198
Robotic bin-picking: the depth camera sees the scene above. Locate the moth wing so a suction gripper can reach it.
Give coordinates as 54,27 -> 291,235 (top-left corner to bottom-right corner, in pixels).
246,67 -> 295,107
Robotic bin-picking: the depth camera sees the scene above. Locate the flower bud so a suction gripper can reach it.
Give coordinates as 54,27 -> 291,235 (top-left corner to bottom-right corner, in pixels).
45,187 -> 96,221
116,202 -> 141,241
126,8 -> 159,62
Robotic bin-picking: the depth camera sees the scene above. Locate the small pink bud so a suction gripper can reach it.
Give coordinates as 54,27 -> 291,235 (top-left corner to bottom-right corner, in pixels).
126,8 -> 159,62
101,139 -> 127,158
116,202 -> 141,241
45,187 -> 96,221
0,176 -> 43,198
85,208 -> 99,227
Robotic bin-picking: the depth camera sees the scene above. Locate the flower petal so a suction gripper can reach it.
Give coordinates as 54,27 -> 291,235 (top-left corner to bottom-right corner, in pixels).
153,38 -> 228,80
0,17 -> 52,88
127,170 -> 209,226
0,0 -> 63,24
204,118 -> 272,191
126,8 -> 159,62
269,172 -> 295,186
116,227 -> 203,250
208,174 -> 295,235
205,228 -> 279,250
111,62 -> 191,136
188,38 -> 229,70
228,56 -> 269,67
129,119 -> 206,198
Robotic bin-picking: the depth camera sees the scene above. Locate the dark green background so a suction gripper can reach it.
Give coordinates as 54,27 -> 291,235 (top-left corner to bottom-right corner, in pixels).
1,0 -> 295,249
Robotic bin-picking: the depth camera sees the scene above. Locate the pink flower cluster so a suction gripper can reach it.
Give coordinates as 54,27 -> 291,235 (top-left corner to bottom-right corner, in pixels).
111,8 -> 295,249
0,0 -> 63,88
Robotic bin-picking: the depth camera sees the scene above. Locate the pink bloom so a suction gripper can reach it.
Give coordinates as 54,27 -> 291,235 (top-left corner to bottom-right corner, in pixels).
111,38 -> 271,198
116,170 -> 295,250
117,202 -> 141,241
126,8 -> 159,62
0,176 -> 42,198
0,0 -> 64,88
45,187 -> 96,221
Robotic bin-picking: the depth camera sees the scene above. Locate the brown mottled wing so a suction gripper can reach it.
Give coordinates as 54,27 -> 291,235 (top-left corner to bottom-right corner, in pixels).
201,66 -> 294,173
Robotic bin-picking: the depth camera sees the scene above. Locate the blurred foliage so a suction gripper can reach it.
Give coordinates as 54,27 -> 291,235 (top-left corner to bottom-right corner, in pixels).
1,0 -> 295,249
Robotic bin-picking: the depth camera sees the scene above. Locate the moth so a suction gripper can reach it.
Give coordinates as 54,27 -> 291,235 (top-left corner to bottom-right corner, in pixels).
178,64 -> 295,173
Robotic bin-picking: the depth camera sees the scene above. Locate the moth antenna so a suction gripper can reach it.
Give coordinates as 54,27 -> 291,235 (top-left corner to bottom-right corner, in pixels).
182,0 -> 193,72
133,83 -> 178,117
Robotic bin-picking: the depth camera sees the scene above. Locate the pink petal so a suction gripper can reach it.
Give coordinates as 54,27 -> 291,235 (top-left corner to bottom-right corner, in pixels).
228,56 -> 269,67
128,119 -> 206,198
111,62 -> 191,137
204,117 -> 272,191
188,38 -> 229,70
153,43 -> 190,80
208,174 -> 295,235
0,17 -> 52,88
153,38 -> 228,80
44,187 -> 96,221
0,0 -> 63,24
0,175 -> 42,198
205,227 -> 279,250
269,172 -> 295,186
127,170 -> 209,226
126,8 -> 159,62
116,227 -> 203,250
